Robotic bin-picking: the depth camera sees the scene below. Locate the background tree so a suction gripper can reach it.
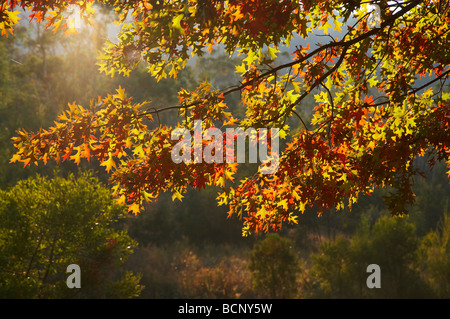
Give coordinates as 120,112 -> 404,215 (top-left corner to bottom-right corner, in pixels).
0,171 -> 142,298
309,236 -> 353,298
309,214 -> 431,298
176,249 -> 251,298
418,211 -> 450,298
368,215 -> 423,298
248,233 -> 300,298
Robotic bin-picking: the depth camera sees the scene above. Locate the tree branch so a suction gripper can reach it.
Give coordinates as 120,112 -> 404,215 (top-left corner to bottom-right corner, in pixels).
136,0 -> 422,121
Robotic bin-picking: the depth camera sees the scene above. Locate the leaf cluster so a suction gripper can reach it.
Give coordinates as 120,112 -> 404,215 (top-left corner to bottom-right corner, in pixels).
3,0 -> 450,236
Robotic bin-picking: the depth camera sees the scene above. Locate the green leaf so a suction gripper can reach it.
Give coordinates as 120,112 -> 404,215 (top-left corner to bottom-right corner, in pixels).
171,14 -> 185,35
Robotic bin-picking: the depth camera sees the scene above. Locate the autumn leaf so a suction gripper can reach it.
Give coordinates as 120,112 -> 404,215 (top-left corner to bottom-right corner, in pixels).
172,190 -> 184,202
127,202 -> 141,215
101,155 -> 116,172
0,6 -> 21,37
9,153 -> 21,164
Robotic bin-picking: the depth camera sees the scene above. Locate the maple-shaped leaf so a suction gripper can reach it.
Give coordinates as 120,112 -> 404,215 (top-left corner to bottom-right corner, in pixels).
127,202 -> 141,215
101,155 -> 116,173
0,6 -> 21,37
172,190 -> 184,202
9,153 -> 21,164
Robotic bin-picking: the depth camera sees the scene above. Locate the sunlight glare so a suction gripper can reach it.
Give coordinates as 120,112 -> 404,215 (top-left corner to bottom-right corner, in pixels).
66,4 -> 82,30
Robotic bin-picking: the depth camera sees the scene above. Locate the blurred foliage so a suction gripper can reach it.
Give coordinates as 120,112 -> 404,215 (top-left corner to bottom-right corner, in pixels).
309,215 -> 434,298
176,249 -> 251,299
0,171 -> 142,298
418,211 -> 450,298
248,233 -> 300,298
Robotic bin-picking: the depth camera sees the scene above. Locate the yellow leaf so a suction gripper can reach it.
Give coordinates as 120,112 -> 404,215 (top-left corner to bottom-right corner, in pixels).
0,9 -> 21,36
267,46 -> 279,59
277,199 -> 289,210
217,192 -> 228,206
256,206 -> 269,218
172,190 -> 184,202
64,24 -> 78,36
298,201 -> 306,213
132,144 -> 145,157
8,10 -> 21,25
52,17 -> 63,33
235,63 -> 247,75
115,86 -> 126,100
206,42 -> 214,54
70,146 -> 82,165
287,213 -> 298,224
116,194 -> 126,205
100,155 -> 116,172
292,81 -> 302,93
128,202 -> 141,215
84,2 -> 96,15
58,112 -> 70,122
9,153 -> 21,163
225,168 -> 235,182
319,21 -> 333,34
215,175 -> 225,188
292,189 -> 301,201
334,19 -> 343,32
171,13 -> 185,35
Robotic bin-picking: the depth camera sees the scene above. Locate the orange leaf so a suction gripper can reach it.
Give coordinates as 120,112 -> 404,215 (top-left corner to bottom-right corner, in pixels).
9,153 -> 21,163
128,202 -> 141,215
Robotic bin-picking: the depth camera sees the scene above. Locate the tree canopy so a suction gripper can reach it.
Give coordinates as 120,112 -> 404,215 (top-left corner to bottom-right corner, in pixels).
2,0 -> 449,236
0,171 -> 142,298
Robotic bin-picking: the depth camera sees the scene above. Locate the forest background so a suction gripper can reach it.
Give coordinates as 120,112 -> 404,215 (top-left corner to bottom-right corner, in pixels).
0,3 -> 450,299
